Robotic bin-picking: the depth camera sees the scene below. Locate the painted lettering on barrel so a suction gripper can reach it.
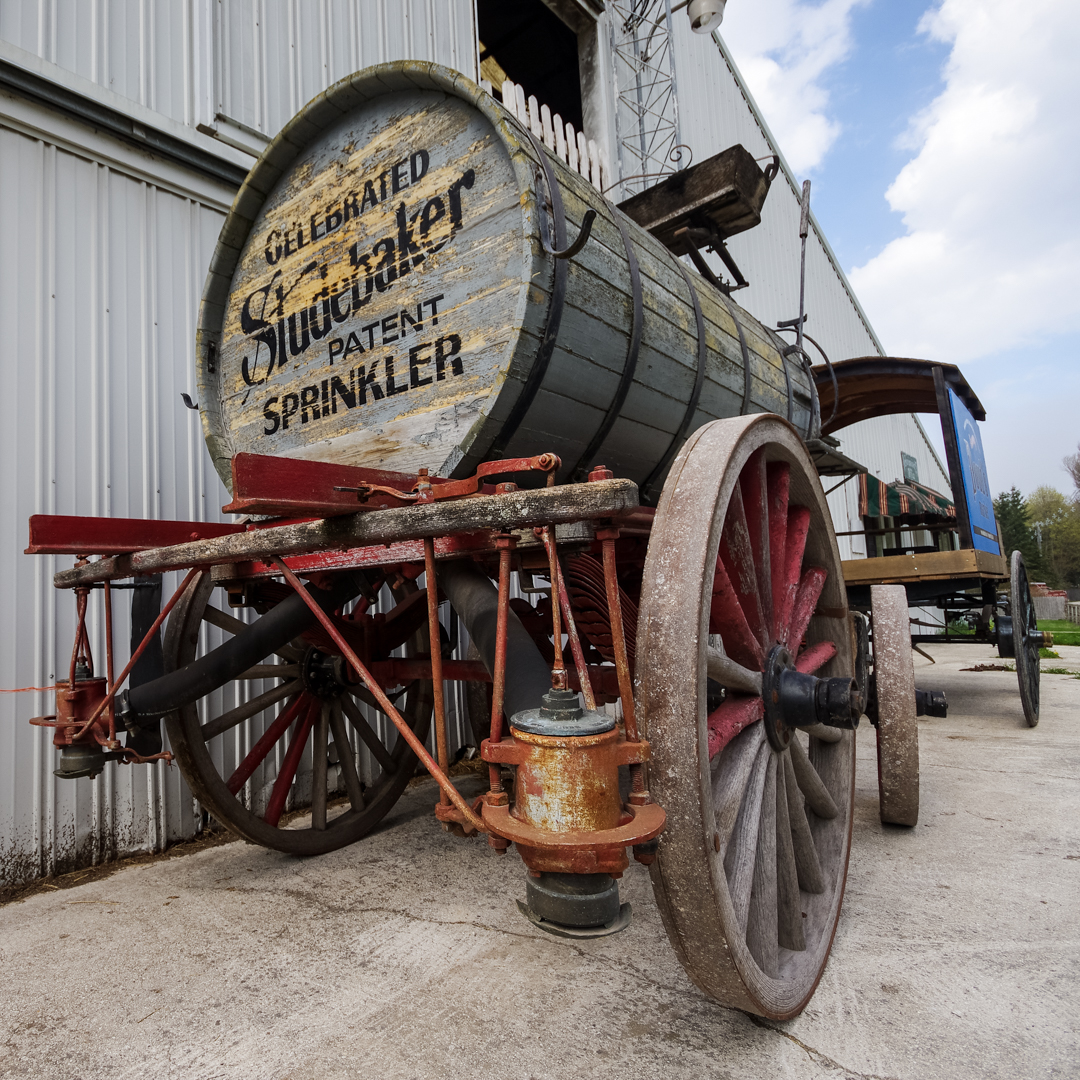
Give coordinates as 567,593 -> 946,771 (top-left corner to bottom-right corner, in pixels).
326,294 -> 442,362
239,169 -> 470,388
263,149 -> 430,266
261,334 -> 465,435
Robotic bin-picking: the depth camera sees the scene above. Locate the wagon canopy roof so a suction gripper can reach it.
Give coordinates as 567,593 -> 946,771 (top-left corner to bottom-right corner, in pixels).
812,357 -> 985,437
858,473 -> 957,522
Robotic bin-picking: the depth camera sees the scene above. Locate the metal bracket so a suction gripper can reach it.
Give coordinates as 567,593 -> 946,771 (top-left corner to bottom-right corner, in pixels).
673,224 -> 749,294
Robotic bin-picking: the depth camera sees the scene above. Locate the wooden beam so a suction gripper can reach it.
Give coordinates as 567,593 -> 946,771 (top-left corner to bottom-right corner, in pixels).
53,479 -> 639,588
841,548 -> 1007,586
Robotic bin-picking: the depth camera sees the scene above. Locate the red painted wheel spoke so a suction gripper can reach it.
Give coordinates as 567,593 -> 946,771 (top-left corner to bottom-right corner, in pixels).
786,566 -> 828,652
707,695 -> 765,758
738,449 -> 773,642
710,556 -> 766,671
767,462 -> 790,635
795,639 -> 836,675
226,692 -> 309,795
719,483 -> 767,646
264,698 -> 318,827
775,506 -> 811,641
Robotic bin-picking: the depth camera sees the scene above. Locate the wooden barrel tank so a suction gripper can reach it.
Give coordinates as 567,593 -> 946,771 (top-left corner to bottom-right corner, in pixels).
197,61 -> 814,500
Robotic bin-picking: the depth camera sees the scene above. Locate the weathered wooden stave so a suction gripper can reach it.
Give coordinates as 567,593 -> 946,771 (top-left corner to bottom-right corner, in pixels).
197,61 -> 813,500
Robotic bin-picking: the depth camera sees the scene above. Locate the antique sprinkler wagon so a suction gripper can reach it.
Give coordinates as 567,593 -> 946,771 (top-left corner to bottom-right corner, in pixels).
26,61 -> 890,1020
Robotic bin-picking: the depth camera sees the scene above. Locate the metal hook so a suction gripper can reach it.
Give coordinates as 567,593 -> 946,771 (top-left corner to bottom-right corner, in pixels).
181,393 -> 199,411
543,208 -> 597,260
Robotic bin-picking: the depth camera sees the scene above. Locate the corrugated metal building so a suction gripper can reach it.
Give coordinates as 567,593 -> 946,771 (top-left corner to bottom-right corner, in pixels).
0,0 -> 950,885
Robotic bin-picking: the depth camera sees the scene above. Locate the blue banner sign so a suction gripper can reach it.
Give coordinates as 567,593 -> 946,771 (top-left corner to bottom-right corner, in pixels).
947,387 -> 1000,554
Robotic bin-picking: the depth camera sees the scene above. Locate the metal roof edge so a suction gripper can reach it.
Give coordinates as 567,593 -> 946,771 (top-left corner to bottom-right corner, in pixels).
0,39 -> 250,189
709,28 -> 888,358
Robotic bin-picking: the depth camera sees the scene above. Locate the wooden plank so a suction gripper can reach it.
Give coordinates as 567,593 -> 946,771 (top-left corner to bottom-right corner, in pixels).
616,144 -> 771,248
26,515 -> 243,556
840,548 -> 1007,586
223,453 -> 449,517
53,478 -> 639,588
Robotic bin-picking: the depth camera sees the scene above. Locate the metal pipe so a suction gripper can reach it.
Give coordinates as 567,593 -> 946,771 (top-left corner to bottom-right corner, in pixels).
104,582 -> 116,742
73,568 -> 201,740
436,556 -> 550,723
488,537 -> 515,793
125,571 -> 359,719
541,529 -> 596,711
543,527 -> 567,691
599,531 -> 638,743
424,537 -> 450,806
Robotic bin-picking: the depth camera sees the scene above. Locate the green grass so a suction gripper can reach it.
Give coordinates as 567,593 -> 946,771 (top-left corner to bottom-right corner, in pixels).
1038,619 -> 1080,647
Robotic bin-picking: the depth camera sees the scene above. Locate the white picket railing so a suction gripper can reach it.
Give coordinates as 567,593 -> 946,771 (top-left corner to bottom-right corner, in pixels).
480,77 -> 610,193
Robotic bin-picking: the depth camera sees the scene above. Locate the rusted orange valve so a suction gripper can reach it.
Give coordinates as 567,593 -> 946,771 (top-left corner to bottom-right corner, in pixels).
481,687 -> 665,936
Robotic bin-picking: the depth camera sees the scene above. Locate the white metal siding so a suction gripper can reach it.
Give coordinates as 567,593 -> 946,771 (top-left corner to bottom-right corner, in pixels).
214,0 -> 477,137
0,110 -> 231,883
0,0 -> 479,885
0,0 -> 478,138
0,0 -> 213,128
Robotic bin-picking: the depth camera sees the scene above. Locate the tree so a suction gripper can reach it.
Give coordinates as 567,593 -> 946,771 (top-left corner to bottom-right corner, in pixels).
1026,486 -> 1080,589
993,487 -> 1047,580
1065,442 -> 1080,499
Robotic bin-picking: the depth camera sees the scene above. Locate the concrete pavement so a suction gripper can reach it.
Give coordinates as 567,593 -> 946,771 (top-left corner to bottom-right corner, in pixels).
1,642 -> 1077,1079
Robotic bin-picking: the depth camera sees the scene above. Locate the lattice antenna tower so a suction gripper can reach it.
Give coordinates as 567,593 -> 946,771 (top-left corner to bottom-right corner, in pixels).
608,0 -> 683,197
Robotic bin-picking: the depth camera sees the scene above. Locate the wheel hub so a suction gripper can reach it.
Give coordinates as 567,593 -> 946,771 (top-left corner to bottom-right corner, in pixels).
300,647 -> 352,699
761,644 -> 861,752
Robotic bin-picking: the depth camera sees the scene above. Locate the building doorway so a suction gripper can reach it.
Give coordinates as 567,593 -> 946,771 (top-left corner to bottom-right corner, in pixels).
476,0 -> 584,132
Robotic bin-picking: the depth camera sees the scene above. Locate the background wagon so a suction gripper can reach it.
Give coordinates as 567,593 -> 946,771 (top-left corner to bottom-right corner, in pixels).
809,357 -> 1050,825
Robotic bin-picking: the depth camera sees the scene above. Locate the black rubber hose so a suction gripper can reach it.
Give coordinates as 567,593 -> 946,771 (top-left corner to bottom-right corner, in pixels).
125,574 -> 361,720
439,560 -> 551,720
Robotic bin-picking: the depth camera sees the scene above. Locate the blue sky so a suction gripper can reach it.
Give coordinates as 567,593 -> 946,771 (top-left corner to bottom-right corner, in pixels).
806,3 -> 949,269
720,0 -> 1080,499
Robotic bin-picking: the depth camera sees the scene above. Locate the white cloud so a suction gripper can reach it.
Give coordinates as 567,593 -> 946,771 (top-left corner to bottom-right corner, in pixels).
720,0 -> 868,174
849,0 -> 1080,362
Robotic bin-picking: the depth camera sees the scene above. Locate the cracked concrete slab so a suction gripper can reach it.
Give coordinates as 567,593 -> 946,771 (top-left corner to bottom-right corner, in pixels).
0,642 -> 1077,1079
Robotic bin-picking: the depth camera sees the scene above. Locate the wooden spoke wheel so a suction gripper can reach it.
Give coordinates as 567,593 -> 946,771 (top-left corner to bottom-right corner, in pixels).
637,415 -> 856,1020
870,584 -> 920,826
1010,549 -> 1040,727
163,572 -> 432,855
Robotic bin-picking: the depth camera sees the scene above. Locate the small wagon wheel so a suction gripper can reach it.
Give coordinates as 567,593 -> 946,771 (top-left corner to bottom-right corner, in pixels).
637,415 -> 856,1020
870,584 -> 920,826
1010,550 -> 1040,727
163,571 -> 432,855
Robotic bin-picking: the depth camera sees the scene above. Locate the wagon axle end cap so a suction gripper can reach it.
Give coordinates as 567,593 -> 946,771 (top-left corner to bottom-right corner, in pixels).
762,644 -> 861,751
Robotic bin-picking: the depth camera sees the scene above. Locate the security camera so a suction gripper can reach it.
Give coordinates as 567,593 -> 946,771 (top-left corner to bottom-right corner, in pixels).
687,0 -> 726,34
